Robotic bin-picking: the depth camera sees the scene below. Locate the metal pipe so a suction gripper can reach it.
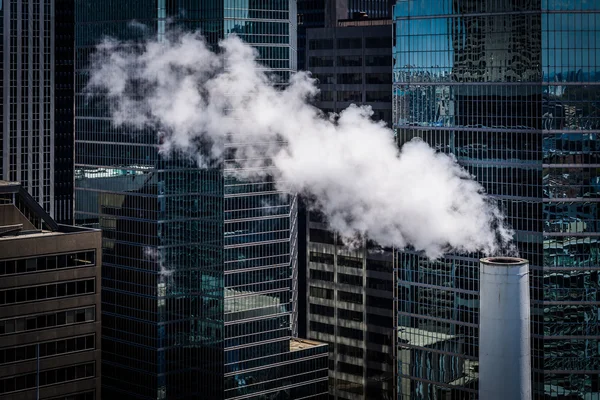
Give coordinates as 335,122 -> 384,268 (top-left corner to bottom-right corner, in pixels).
479,257 -> 531,400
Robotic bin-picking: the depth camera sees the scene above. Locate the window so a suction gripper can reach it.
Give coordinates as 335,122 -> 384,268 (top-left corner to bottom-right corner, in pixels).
0,335 -> 95,365
309,56 -> 334,67
365,73 -> 392,84
365,55 -> 392,66
0,362 -> 95,394
0,307 -> 95,335
338,273 -> 362,286
366,259 -> 392,272
309,39 -> 333,50
0,251 -> 96,276
337,38 -> 362,49
339,308 -> 363,322
317,91 -> 334,102
365,37 -> 392,48
0,279 -> 95,305
365,91 -> 391,102
366,295 -> 391,309
312,73 -> 335,84
338,256 -> 362,269
310,304 -> 335,317
337,91 -> 362,102
310,286 -> 334,300
337,343 -> 363,358
310,321 -> 334,335
366,313 -> 393,328
339,326 -> 363,340
309,252 -> 334,264
337,56 -> 362,67
338,291 -> 362,304
310,228 -> 334,244
338,73 -> 362,84
337,361 -> 363,376
310,269 -> 334,282
367,331 -> 391,346
367,277 -> 392,291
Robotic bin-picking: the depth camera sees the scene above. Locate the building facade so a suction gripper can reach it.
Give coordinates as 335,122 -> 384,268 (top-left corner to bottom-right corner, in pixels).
0,181 -> 101,400
297,0 -> 393,70
74,0 -> 327,399
306,19 -> 393,126
393,0 -> 600,398
304,17 -> 394,400
1,0 -> 75,224
306,216 -> 396,400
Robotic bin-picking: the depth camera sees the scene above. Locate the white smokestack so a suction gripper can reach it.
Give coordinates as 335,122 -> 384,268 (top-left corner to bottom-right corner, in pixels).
479,257 -> 531,400
86,29 -> 515,258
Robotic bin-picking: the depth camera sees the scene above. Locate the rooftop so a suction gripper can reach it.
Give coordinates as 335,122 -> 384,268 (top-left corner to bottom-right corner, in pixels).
0,180 -> 96,239
398,326 -> 456,348
290,338 -> 327,352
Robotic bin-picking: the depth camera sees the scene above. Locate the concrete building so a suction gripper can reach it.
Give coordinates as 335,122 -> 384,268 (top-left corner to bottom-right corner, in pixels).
306,213 -> 395,400
303,16 -> 394,400
1,0 -> 75,224
0,181 -> 101,400
306,19 -> 393,126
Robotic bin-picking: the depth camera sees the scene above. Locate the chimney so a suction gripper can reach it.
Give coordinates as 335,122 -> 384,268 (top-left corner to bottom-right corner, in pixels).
479,257 -> 531,400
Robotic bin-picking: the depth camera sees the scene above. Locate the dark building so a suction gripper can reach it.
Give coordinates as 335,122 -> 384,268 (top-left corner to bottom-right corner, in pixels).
0,0 -> 75,224
297,0 -> 393,70
0,181 -> 101,400
304,17 -> 394,400
74,1 -> 328,399
306,216 -> 395,400
393,0 -> 600,398
306,19 -> 393,126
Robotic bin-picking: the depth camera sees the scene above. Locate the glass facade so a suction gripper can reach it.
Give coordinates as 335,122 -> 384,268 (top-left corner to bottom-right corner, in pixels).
1,0 -> 74,224
393,0 -> 600,398
74,0 -> 326,399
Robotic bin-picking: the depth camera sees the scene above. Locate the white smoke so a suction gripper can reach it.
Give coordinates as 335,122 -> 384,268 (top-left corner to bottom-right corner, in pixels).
87,30 -> 514,259
143,247 -> 173,277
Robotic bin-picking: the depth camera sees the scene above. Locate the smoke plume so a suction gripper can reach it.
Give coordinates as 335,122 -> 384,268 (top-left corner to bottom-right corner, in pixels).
86,30 -> 514,259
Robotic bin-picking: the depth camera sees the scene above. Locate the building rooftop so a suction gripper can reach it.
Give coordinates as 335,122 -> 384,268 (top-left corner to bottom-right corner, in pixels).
0,180 -> 96,239
290,338 -> 327,351
397,326 -> 456,348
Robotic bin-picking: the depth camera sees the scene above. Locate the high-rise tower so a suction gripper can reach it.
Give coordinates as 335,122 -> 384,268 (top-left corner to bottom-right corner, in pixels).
393,0 -> 600,398
1,0 -> 75,224
74,0 -> 327,398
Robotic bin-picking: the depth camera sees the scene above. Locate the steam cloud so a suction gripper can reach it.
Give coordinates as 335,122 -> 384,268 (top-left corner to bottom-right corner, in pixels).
87,29 -> 514,259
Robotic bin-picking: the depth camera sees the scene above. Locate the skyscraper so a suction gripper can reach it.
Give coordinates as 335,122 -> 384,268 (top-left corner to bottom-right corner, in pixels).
74,0 -> 327,399
306,18 -> 393,125
304,17 -> 395,400
393,0 -> 600,398
1,0 -> 75,224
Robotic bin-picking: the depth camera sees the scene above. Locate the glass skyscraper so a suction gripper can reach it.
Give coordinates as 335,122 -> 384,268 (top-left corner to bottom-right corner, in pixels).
393,0 -> 600,398
74,0 -> 327,399
1,0 -> 75,224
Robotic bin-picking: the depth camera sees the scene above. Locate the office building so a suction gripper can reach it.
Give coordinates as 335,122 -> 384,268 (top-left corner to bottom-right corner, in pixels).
297,0 -> 393,70
304,16 -> 394,400
0,181 -> 101,400
1,0 -> 75,224
74,1 -> 328,398
306,217 -> 395,400
393,0 -> 600,398
306,18 -> 393,126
